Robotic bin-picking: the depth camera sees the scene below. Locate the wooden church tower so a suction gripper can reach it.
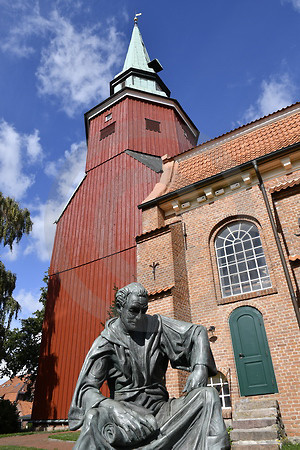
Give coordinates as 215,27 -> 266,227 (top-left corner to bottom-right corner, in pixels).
32,18 -> 199,421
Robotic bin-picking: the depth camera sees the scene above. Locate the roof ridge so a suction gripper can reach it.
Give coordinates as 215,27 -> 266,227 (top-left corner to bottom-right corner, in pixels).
176,102 -> 300,161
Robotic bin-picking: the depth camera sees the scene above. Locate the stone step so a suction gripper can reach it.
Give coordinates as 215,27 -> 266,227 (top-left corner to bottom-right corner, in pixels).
231,425 -> 278,442
232,440 -> 279,449
232,417 -> 276,429
233,407 -> 277,420
235,399 -> 277,411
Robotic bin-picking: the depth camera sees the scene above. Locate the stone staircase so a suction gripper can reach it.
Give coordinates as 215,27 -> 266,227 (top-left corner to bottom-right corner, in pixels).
231,398 -> 286,449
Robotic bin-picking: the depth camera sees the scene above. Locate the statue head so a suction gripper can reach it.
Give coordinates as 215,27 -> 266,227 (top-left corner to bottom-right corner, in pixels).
115,283 -> 148,332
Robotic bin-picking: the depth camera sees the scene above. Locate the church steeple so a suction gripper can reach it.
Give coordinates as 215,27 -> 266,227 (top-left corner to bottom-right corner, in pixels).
110,17 -> 170,97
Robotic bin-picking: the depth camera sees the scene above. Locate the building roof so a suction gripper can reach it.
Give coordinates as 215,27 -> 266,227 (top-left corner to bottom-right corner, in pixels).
17,400 -> 32,418
167,104 -> 300,194
111,21 -> 168,98
0,377 -> 32,418
121,22 -> 154,75
269,174 -> 300,193
0,377 -> 26,401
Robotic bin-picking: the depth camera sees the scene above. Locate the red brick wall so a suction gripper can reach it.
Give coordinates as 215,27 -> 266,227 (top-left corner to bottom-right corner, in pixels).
137,181 -> 300,437
272,183 -> 300,302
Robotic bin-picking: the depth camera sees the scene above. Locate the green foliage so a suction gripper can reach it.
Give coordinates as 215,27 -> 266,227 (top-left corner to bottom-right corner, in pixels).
107,283 -> 119,319
0,399 -> 20,434
1,273 -> 48,398
0,195 -> 32,251
281,441 -> 300,449
0,193 -> 33,358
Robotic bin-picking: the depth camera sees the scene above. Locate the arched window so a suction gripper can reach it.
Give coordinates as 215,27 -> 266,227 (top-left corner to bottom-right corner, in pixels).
215,221 -> 271,298
207,371 -> 231,408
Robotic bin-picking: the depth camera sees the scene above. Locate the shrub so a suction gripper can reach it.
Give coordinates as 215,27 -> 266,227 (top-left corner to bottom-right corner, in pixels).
0,398 -> 20,433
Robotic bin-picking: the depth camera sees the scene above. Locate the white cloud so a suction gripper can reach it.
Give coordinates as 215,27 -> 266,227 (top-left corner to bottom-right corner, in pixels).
1,5 -> 125,115
24,129 -> 43,163
25,141 -> 87,261
281,0 -> 300,12
15,288 -> 40,316
24,202 -> 53,262
2,243 -> 20,262
243,73 -> 296,123
0,2 -> 50,57
36,15 -> 124,116
45,140 -> 87,198
0,120 -> 39,199
0,121 -> 44,199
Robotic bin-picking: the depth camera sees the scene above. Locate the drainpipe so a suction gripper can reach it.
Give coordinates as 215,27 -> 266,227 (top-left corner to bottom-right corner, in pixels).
252,160 -> 300,328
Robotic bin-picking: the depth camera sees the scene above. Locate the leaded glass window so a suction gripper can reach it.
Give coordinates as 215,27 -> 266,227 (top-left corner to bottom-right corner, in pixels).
215,221 -> 271,298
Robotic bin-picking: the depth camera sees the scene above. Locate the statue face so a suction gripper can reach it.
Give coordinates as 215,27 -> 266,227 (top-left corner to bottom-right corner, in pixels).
119,293 -> 148,332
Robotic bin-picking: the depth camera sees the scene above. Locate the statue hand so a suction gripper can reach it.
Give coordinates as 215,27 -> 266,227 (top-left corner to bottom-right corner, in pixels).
183,364 -> 208,393
102,399 -> 157,443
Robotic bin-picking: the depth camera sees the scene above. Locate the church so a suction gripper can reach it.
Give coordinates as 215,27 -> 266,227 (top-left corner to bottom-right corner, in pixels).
32,19 -> 300,442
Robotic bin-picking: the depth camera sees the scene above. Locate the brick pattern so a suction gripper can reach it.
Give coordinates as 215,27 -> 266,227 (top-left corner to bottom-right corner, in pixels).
272,184 -> 300,259
141,206 -> 165,232
137,173 -> 300,438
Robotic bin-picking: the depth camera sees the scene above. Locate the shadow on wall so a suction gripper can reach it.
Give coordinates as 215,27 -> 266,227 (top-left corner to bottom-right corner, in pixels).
32,273 -> 61,420
272,192 -> 300,305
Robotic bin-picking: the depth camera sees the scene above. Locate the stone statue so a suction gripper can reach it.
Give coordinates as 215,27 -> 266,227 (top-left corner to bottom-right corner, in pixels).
68,283 -> 230,449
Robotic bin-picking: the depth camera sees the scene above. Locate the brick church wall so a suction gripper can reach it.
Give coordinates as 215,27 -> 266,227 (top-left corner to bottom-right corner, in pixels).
137,182 -> 300,437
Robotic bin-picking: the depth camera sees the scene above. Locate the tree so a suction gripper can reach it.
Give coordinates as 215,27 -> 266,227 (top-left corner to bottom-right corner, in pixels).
0,193 -> 32,358
107,283 -> 119,319
0,398 -> 20,434
1,272 -> 47,400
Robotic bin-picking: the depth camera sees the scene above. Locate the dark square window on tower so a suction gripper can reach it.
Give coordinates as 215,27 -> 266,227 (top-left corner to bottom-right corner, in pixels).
145,118 -> 161,132
100,122 -> 115,140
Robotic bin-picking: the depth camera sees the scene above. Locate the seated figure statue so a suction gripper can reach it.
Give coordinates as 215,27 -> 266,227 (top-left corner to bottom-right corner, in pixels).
68,282 -> 230,449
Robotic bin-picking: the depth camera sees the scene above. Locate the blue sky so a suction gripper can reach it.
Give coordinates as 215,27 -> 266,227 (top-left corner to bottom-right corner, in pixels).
0,0 -> 299,326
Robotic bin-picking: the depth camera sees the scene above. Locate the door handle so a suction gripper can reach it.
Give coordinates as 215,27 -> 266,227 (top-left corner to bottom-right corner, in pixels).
239,353 -> 245,358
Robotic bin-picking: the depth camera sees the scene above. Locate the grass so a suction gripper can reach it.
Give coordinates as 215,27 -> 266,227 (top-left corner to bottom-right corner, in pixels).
0,430 -> 73,439
282,442 -> 300,449
0,434 -> 37,439
0,447 -> 44,449
48,431 -> 80,441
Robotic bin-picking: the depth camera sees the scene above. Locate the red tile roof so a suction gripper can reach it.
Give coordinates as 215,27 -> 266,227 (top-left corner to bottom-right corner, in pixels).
289,254 -> 300,261
167,108 -> 300,193
0,377 -> 33,418
148,285 -> 174,296
17,400 -> 32,418
179,103 -> 300,157
269,175 -> 300,193
0,377 -> 25,401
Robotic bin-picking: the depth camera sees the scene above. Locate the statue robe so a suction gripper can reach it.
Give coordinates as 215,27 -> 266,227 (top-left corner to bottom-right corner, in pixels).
69,314 -> 230,449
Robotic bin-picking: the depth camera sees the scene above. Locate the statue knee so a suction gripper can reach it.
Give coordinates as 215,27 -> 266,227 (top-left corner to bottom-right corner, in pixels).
85,408 -> 99,424
202,386 -> 220,405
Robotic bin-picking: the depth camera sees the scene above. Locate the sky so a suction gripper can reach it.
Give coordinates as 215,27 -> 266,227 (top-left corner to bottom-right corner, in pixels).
0,0 -> 299,328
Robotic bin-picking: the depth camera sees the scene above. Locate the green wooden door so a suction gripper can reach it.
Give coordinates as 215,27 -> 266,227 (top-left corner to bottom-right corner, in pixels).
229,306 -> 278,396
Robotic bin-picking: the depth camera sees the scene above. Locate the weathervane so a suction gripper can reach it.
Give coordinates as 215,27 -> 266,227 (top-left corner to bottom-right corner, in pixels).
134,12 -> 142,23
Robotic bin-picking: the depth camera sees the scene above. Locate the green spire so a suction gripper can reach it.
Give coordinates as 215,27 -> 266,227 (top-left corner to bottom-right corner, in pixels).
111,17 -> 169,98
122,22 -> 154,74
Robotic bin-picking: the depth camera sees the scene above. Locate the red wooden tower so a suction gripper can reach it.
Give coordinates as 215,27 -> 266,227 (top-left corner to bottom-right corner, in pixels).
32,19 -> 199,422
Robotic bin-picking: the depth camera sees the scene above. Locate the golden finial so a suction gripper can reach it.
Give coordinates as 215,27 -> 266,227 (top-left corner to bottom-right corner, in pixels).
134,12 -> 142,23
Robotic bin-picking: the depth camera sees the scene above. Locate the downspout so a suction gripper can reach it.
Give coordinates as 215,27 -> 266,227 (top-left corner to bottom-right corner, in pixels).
252,160 -> 300,328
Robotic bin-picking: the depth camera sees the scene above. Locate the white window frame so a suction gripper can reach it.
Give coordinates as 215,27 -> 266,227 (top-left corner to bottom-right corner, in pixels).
215,221 -> 272,298
207,372 -> 231,409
